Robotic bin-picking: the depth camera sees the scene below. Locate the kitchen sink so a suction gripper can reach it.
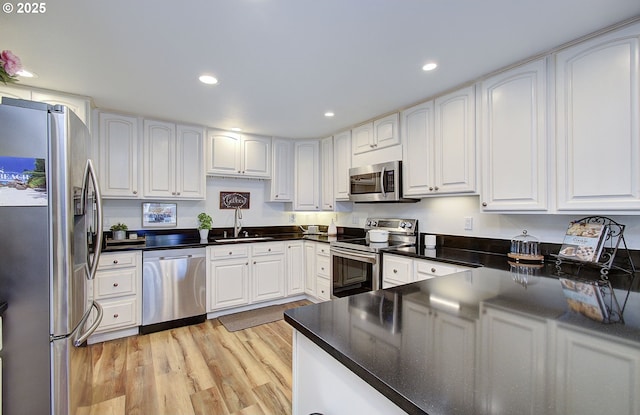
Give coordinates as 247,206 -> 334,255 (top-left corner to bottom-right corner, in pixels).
214,237 -> 274,243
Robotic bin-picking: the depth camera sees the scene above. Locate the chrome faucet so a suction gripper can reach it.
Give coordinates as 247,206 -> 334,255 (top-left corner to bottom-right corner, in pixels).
234,207 -> 242,237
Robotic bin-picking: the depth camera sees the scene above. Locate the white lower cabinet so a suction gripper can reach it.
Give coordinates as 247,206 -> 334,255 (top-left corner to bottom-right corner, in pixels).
292,330 -> 406,415
382,254 -> 413,288
251,243 -> 285,302
554,324 -> 640,415
382,254 -> 471,288
286,241 -> 305,296
315,243 -> 331,301
89,251 -> 142,344
479,305 -> 548,414
303,242 -> 317,297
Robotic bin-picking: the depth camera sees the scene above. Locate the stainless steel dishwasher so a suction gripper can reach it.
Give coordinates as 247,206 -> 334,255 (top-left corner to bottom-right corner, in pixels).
141,247 -> 206,334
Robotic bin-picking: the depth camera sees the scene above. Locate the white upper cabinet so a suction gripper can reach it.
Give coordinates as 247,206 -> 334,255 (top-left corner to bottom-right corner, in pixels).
143,120 -> 204,199
402,86 -> 476,197
294,140 -> 320,211
333,130 -> 352,201
266,138 -> 294,202
321,136 -> 334,210
480,58 -> 549,212
434,86 -> 476,194
555,22 -> 640,212
98,111 -> 140,198
352,113 -> 400,155
0,85 -> 32,100
206,130 -> 271,178
402,101 -> 434,196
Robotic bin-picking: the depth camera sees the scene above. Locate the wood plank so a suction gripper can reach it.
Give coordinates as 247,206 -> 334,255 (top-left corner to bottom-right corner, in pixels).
83,300 -> 310,414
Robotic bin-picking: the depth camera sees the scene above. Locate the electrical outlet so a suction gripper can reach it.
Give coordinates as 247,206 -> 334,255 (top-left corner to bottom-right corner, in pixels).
352,216 -> 360,225
289,213 -> 296,223
464,217 -> 473,230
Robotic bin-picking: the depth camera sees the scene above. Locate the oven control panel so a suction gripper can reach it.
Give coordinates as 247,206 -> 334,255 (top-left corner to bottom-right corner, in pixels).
365,218 -> 418,235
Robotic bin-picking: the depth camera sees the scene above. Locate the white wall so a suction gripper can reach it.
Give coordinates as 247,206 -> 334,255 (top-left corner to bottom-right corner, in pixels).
104,185 -> 640,248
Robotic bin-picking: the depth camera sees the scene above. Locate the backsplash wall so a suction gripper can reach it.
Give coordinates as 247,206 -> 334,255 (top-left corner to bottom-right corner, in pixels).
103,181 -> 640,249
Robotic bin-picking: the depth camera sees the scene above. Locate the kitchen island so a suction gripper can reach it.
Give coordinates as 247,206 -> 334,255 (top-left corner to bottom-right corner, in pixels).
284,267 -> 640,415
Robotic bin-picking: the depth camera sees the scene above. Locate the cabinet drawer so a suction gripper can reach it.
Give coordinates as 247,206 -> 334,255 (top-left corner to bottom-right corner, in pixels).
95,268 -> 137,299
383,255 -> 413,285
414,259 -> 459,277
317,256 -> 330,277
252,242 -> 285,256
316,244 -> 330,257
316,278 -> 331,301
98,251 -> 139,269
95,297 -> 138,332
210,245 -> 249,259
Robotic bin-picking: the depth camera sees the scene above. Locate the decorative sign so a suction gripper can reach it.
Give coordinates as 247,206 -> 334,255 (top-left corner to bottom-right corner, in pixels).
0,156 -> 48,206
220,192 -> 250,209
142,202 -> 177,227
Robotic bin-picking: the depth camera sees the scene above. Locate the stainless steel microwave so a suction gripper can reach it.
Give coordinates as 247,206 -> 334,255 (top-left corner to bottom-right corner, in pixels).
348,161 -> 418,203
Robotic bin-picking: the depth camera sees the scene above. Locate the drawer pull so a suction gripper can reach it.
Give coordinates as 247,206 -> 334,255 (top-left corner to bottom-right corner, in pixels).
112,260 -> 118,264
113,313 -> 119,319
229,252 -> 233,255
268,248 -> 271,252
431,268 -> 436,273
393,269 -> 398,273
113,282 -> 119,287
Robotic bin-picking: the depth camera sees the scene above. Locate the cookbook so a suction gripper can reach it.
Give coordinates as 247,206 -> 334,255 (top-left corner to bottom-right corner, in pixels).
557,221 -> 607,263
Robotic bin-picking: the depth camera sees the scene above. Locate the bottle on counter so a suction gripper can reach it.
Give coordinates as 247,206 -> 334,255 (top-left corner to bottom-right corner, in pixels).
328,219 -> 337,236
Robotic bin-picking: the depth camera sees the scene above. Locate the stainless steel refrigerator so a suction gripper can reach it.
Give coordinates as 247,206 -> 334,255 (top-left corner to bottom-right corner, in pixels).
0,98 -> 104,415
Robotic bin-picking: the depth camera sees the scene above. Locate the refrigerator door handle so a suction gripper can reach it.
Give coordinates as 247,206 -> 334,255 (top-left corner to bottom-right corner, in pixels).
73,300 -> 103,347
83,159 -> 103,280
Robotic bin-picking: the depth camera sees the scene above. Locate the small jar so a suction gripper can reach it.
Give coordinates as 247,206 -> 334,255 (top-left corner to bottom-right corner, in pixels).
508,230 -> 544,263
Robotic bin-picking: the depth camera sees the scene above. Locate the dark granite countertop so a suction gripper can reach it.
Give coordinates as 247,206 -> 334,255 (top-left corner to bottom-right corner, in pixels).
102,226 -> 365,252
284,267 -> 640,415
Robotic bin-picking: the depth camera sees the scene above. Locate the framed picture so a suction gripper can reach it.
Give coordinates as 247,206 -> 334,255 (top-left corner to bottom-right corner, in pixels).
142,202 -> 177,227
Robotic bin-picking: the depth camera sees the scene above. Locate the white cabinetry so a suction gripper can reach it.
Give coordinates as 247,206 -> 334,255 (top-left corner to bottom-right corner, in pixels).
402,86 -> 476,197
555,22 -> 640,212
143,119 -> 205,199
207,245 -> 250,311
265,138 -> 294,201
479,305 -> 548,414
286,241 -> 305,296
554,324 -> 640,415
480,58 -> 549,212
414,258 -> 469,281
382,254 -> 413,288
0,86 -> 91,127
294,140 -> 320,211
303,242 -> 317,297
251,243 -> 285,302
293,330 -> 407,415
352,113 -> 400,155
321,136 -> 334,210
206,130 -> 271,178
315,243 -> 331,301
333,130 -> 352,201
89,251 -> 142,344
97,111 -> 140,198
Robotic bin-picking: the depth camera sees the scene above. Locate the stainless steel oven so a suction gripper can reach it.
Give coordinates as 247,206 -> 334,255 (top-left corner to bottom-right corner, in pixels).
330,218 -> 418,298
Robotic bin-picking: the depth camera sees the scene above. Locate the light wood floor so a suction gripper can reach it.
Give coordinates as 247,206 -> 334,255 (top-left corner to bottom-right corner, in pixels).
79,300 -> 310,415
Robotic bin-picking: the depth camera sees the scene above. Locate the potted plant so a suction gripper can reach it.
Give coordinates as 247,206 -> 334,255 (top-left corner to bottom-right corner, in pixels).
197,212 -> 213,240
110,223 -> 128,240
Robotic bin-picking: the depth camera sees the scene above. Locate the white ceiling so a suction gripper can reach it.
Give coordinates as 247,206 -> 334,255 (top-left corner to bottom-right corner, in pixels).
2,0 -> 639,139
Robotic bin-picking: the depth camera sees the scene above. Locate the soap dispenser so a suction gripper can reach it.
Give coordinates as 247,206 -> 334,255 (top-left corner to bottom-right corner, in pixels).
328,219 -> 337,236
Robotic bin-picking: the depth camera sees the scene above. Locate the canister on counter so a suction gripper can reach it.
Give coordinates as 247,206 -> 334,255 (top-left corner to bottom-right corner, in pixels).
508,230 -> 544,263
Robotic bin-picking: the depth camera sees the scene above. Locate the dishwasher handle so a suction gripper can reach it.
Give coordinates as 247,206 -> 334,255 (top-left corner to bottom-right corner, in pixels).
159,254 -> 193,261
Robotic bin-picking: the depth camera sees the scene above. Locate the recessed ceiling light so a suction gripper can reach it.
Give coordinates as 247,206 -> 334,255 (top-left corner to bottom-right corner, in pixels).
422,62 -> 438,71
231,127 -> 242,132
199,74 -> 218,85
324,112 -> 335,117
17,69 -> 36,78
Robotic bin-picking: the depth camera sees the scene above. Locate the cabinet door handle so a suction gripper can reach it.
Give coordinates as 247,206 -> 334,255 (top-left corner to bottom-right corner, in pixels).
431,268 -> 436,273
434,186 -> 439,191
113,260 -> 119,264
113,282 -> 119,287
253,261 -> 256,265
429,186 -> 434,191
393,269 -> 398,273
482,202 -> 487,207
228,252 -> 233,255
132,190 -> 138,195
268,248 -> 271,252
113,313 -> 119,318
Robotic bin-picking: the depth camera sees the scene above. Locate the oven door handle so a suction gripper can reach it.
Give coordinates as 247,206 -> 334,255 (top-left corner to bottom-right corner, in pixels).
330,247 -> 377,263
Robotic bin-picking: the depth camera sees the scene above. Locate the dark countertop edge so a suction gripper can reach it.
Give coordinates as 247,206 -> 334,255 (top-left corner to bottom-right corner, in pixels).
0,301 -> 6,315
283,312 -> 426,415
